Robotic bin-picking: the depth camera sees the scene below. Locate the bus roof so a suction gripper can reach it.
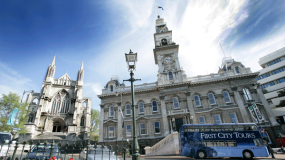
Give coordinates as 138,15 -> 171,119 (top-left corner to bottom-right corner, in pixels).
0,132 -> 12,135
182,123 -> 256,126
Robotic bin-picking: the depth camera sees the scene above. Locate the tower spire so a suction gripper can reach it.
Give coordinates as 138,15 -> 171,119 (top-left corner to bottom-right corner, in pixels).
51,55 -> 56,65
80,60 -> 84,70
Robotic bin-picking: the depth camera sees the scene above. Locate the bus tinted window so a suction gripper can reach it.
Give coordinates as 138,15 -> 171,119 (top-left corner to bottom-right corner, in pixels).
234,125 -> 244,131
254,139 -> 264,147
202,141 -> 213,147
225,140 -> 237,147
185,126 -> 199,132
245,125 -> 258,131
200,125 -> 210,132
222,125 -> 233,131
214,141 -> 225,147
211,126 -> 222,132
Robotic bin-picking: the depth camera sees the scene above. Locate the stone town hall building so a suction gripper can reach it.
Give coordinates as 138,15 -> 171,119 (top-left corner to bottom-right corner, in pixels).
98,16 -> 279,153
20,56 -> 91,142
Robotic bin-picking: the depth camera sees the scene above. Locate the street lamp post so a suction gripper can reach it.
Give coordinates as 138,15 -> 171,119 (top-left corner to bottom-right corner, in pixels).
12,90 -> 34,133
123,49 -> 141,160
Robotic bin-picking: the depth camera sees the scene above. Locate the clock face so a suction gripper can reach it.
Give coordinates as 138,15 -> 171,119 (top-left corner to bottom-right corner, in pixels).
164,57 -> 172,63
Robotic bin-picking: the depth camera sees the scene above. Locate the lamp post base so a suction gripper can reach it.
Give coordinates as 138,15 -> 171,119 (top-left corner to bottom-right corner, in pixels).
132,153 -> 140,160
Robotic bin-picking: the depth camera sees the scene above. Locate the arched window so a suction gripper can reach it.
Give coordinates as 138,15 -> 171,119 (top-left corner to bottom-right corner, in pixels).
28,114 -> 34,123
243,88 -> 252,100
223,91 -> 231,103
208,93 -> 216,105
109,106 -> 114,117
161,38 -> 167,45
80,116 -> 85,126
51,91 -> 70,114
126,104 -> 131,115
139,102 -> 144,113
169,72 -> 173,80
194,95 -> 201,107
110,85 -> 113,92
152,101 -> 158,112
32,98 -> 39,105
173,97 -> 180,109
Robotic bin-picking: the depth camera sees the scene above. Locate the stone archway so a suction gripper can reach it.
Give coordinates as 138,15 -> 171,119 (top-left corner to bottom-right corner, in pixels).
47,118 -> 64,132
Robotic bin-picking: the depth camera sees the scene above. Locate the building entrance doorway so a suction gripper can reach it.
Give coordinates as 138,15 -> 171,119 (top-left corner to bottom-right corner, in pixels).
175,118 -> 183,132
52,125 -> 61,132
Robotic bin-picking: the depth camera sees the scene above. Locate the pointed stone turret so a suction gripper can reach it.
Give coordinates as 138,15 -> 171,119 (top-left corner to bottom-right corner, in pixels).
45,55 -> 56,82
77,61 -> 84,85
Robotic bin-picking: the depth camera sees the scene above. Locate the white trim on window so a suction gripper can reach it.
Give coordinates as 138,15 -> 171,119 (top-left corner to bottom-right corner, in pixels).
199,116 -> 206,124
139,102 -> 144,114
194,95 -> 201,107
230,112 -> 238,123
126,125 -> 132,137
109,126 -> 114,138
140,123 -> 146,135
173,97 -> 180,109
208,93 -> 216,105
214,114 -> 222,124
126,104 -> 131,115
223,91 -> 231,103
154,122 -> 160,134
109,106 -> 114,117
152,101 -> 158,112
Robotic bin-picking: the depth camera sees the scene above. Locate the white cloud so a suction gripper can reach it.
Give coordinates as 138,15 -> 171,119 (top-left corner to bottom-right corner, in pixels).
0,62 -> 35,98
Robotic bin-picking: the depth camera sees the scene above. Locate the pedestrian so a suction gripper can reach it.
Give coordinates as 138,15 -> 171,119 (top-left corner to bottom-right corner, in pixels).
265,142 -> 275,158
281,145 -> 285,152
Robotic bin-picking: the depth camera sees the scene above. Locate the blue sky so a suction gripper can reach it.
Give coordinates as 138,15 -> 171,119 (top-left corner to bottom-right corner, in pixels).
0,0 -> 285,111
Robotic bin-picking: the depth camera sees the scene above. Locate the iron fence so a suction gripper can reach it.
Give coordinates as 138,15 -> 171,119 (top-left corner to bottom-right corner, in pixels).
0,140 -> 130,160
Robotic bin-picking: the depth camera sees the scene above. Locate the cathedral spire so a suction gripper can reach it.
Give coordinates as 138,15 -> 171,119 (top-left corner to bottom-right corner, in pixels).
80,61 -> 84,70
51,55 -> 56,66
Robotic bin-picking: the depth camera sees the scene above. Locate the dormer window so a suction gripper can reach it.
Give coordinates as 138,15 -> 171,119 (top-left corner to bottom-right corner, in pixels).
110,85 -> 113,92
235,67 -> 240,74
161,38 -> 167,45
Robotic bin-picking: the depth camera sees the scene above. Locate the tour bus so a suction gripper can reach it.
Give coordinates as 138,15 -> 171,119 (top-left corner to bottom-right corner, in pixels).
180,123 -> 269,159
0,132 -> 13,158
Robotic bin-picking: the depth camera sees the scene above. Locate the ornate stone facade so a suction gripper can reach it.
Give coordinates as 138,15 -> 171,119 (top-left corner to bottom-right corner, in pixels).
98,16 -> 279,153
20,56 -> 91,142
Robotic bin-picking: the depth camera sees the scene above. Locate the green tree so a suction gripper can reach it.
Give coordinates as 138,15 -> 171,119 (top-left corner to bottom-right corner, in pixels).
90,109 -> 100,141
0,92 -> 28,134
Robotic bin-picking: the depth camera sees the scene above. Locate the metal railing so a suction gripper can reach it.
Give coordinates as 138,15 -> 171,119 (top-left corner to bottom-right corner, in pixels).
0,140 -> 128,160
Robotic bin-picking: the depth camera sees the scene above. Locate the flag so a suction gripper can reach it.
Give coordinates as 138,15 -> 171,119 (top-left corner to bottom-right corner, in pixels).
7,108 -> 18,126
158,6 -> 163,10
119,109 -> 124,128
248,106 -> 258,122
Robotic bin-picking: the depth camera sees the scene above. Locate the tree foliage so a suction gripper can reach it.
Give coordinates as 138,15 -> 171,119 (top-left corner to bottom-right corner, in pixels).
90,109 -> 100,141
0,92 -> 28,134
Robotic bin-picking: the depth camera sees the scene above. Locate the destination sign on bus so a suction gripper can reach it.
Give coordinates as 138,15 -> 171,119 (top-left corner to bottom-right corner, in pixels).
201,132 -> 256,139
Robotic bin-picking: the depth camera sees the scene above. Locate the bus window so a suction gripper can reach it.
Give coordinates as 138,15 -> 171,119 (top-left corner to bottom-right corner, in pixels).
234,125 -> 244,131
225,140 -> 237,147
211,125 -> 222,132
187,126 -> 199,132
245,125 -> 258,131
202,141 -> 213,147
222,125 -> 233,131
200,125 -> 210,132
214,141 -> 225,147
253,139 -> 264,147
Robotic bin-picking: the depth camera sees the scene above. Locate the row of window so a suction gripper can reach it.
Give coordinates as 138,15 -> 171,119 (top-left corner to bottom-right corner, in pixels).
256,73 -> 270,81
198,113 -> 238,124
108,122 -> 160,137
188,140 -> 262,147
260,81 -> 275,89
277,77 -> 285,84
267,58 -> 281,66
256,66 -> 285,81
109,89 -> 252,117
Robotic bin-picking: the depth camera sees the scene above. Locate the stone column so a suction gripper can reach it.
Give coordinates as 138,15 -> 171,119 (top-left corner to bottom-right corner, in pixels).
160,95 -> 169,136
98,104 -> 105,142
169,118 -> 173,133
256,88 -> 279,126
231,86 -> 251,123
157,55 -> 164,73
117,102 -> 122,141
185,92 -> 197,124
174,52 -> 181,70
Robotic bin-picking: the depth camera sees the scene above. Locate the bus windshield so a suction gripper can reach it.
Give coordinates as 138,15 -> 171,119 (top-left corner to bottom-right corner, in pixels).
180,124 -> 269,159
0,133 -> 12,143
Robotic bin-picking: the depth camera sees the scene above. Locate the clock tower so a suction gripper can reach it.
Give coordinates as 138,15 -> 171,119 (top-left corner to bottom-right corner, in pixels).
153,16 -> 187,85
